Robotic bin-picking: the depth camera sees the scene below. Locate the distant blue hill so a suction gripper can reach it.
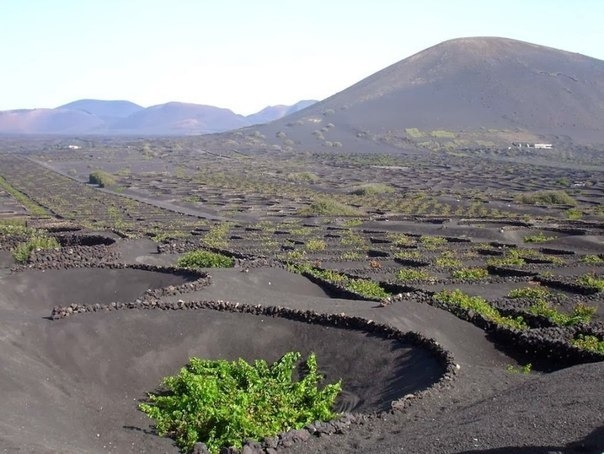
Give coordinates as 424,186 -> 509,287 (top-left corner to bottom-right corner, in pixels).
0,99 -> 317,135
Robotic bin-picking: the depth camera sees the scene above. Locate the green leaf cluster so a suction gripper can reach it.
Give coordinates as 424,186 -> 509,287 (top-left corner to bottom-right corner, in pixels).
435,251 -> 462,268
177,250 -> 234,269
202,223 -> 232,248
88,170 -> 117,188
523,232 -> 555,243
297,198 -> 361,216
396,268 -> 435,282
139,353 -> 341,453
528,300 -> 595,326
571,334 -> 604,354
577,273 -> 604,292
434,289 -> 527,330
581,255 -> 604,264
507,286 -> 550,302
304,238 -> 327,251
12,234 -> 60,263
419,235 -> 447,249
451,267 -> 489,281
0,218 -> 29,236
289,265 -> 390,300
487,249 -> 526,267
516,190 -> 576,206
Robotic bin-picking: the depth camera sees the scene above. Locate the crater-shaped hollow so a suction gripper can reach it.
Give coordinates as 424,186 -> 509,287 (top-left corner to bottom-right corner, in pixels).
0,267 -> 447,452
0,267 -> 198,314
46,309 -> 445,417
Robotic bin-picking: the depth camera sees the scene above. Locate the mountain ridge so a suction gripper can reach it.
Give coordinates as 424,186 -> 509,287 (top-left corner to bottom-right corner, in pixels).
2,36 -> 603,142
0,99 -> 318,135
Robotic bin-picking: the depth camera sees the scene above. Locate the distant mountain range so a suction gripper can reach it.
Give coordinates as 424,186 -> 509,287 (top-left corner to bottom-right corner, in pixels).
2,37 -> 603,144
0,99 -> 317,135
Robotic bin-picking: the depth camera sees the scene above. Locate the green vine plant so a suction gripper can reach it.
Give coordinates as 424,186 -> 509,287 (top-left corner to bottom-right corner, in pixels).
12,234 -> 60,263
176,250 -> 234,268
139,352 -> 341,453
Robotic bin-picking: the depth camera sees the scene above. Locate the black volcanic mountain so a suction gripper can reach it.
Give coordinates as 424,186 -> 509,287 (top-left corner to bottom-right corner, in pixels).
253,37 -> 604,150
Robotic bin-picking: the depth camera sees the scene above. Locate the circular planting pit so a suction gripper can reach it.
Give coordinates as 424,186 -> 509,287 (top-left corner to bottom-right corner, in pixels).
54,233 -> 117,247
0,266 -> 207,316
0,262 -> 451,453
1,302 -> 451,453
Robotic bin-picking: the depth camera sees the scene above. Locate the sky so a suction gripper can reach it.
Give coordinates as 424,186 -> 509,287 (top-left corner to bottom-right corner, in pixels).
1,0 -> 603,115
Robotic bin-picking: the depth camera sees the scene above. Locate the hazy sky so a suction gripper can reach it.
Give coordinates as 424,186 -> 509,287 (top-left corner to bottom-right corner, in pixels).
1,0 -> 603,114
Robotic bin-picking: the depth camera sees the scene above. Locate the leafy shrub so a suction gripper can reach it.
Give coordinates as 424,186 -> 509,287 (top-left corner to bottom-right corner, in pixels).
340,231 -> 365,247
348,183 -> 395,196
284,249 -> 307,262
342,218 -> 363,227
203,223 -> 232,248
528,300 -> 595,326
487,249 -> 526,267
177,250 -> 234,269
396,268 -> 435,282
388,233 -> 413,247
0,218 -> 29,236
88,170 -> 116,188
506,363 -> 532,374
305,238 -> 327,251
12,235 -> 60,263
515,190 -> 576,206
394,250 -> 421,260
293,265 -> 389,299
287,172 -> 319,183
344,278 -> 390,299
581,255 -> 604,264
298,198 -> 361,216
565,208 -> 583,220
435,251 -> 462,268
571,334 -> 604,354
140,353 -> 341,453
451,267 -> 489,281
576,273 -> 604,292
507,286 -> 550,302
434,289 -> 527,330
419,236 -> 447,249
523,232 -> 555,243
341,251 -> 363,260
